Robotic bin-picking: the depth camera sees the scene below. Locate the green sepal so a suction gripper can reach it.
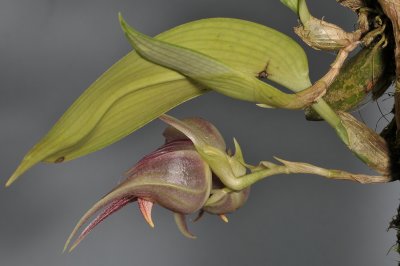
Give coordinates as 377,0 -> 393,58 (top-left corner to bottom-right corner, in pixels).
174,213 -> 196,239
280,0 -> 311,23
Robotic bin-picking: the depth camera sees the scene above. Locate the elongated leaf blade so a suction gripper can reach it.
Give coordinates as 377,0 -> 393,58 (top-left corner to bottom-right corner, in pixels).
119,15 -> 322,108
7,17 -> 311,186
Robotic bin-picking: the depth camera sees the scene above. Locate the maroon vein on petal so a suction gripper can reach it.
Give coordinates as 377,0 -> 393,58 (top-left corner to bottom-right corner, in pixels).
68,196 -> 135,252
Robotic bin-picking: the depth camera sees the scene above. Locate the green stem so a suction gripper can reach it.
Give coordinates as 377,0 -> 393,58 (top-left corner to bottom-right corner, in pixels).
311,100 -> 349,145
292,43 -> 360,147
298,0 -> 311,24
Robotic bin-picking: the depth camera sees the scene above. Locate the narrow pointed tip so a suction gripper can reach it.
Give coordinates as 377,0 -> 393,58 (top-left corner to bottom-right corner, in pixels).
62,243 -> 68,254
273,156 -> 287,165
118,13 -> 144,50
138,198 -> 155,228
5,169 -> 22,187
159,114 -> 173,123
62,235 -> 80,254
174,213 -> 197,239
192,210 -> 204,223
219,214 -> 229,223
5,155 -> 41,187
63,230 -> 82,254
68,241 -> 80,253
63,231 -> 74,254
118,12 -> 134,38
256,103 -> 275,108
64,196 -> 134,253
118,12 -> 125,26
5,177 -> 15,188
62,237 -> 74,254
232,138 -> 244,163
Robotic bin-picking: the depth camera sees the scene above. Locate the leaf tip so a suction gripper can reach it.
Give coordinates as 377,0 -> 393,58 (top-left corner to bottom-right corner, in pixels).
68,241 -> 79,254
5,164 -> 27,187
117,12 -> 125,28
5,177 -> 14,188
5,154 -> 42,187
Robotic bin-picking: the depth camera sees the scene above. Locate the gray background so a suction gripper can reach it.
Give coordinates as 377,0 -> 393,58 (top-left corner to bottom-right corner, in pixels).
0,0 -> 399,265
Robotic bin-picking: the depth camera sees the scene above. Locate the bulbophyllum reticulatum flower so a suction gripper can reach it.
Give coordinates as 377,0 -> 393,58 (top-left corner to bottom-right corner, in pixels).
63,114 -> 390,253
64,115 -> 250,252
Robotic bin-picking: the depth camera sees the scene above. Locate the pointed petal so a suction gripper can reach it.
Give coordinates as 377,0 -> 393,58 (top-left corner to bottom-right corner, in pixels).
256,103 -> 275,108
64,137 -> 214,251
219,214 -> 229,223
63,183 -> 137,253
232,138 -> 244,164
174,213 -> 196,239
138,198 -> 155,228
192,210 -> 205,223
66,197 -> 133,253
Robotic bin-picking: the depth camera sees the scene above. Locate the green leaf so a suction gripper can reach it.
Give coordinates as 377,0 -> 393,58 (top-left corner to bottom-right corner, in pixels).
119,14 -> 315,103
280,0 -> 311,23
280,0 -> 299,13
131,17 -> 312,91
6,61 -> 205,186
7,17 -> 311,186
